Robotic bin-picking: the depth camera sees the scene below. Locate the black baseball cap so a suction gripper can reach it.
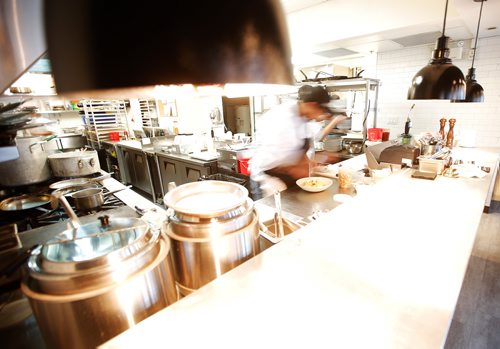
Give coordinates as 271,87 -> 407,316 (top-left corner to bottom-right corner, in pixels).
298,85 -> 330,104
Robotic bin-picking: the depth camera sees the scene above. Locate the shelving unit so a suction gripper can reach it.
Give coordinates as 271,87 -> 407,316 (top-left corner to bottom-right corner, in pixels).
80,100 -> 128,149
297,78 -> 381,141
139,99 -> 158,127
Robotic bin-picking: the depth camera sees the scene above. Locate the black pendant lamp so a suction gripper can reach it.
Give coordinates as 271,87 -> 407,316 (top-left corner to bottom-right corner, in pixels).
453,0 -> 486,103
44,0 -> 293,96
408,0 -> 466,100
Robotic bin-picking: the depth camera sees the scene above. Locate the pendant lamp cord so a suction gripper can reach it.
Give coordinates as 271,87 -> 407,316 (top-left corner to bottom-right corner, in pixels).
442,0 -> 449,37
471,0 -> 484,69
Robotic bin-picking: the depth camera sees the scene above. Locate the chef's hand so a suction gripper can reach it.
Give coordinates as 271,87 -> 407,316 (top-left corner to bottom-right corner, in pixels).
319,114 -> 348,141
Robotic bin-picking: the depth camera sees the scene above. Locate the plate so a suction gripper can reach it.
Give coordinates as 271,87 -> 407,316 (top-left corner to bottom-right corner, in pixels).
296,177 -> 333,193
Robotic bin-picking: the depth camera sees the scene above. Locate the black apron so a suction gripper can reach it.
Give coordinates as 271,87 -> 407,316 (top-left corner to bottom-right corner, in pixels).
263,137 -> 311,187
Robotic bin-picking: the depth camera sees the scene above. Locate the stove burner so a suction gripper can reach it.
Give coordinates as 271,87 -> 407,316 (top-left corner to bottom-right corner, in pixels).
0,174 -> 126,233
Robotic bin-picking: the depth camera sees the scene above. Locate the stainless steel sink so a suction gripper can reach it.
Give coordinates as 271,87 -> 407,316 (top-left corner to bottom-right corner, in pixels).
260,217 -> 303,239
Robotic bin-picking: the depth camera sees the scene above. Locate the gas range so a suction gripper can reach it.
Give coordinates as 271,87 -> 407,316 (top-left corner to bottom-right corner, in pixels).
0,172 -> 127,235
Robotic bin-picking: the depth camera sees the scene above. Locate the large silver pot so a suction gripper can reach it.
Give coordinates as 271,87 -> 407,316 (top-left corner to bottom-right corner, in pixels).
48,149 -> 100,177
0,136 -> 52,186
163,181 -> 260,296
21,217 -> 177,349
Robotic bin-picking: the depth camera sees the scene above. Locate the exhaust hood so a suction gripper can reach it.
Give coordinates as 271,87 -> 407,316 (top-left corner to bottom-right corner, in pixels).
0,0 -> 47,94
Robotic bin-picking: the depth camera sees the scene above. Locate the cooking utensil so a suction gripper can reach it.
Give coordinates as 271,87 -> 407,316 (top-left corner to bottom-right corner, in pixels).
404,103 -> 415,136
164,213 -> 259,297
48,149 -> 101,177
21,216 -> 177,349
164,180 -> 249,218
273,191 -> 284,239
51,192 -> 81,231
51,183 -> 99,206
71,185 -> 130,211
163,180 -> 258,296
0,100 -> 28,114
346,141 -> 363,154
0,136 -> 53,186
49,173 -> 112,190
0,194 -> 52,212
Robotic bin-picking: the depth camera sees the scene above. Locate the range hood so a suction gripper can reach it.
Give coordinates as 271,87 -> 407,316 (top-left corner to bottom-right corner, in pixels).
0,0 -> 47,94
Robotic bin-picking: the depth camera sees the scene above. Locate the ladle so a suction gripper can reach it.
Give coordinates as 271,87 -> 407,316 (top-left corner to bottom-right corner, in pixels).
273,190 -> 285,239
51,193 -> 81,238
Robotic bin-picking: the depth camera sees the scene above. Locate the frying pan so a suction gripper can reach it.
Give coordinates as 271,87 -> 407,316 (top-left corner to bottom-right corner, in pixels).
0,194 -> 52,211
49,173 -> 112,190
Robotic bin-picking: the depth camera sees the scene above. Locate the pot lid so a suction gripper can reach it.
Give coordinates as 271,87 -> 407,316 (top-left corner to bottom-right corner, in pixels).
164,180 -> 248,218
23,217 -> 168,296
40,217 -> 150,266
48,149 -> 97,159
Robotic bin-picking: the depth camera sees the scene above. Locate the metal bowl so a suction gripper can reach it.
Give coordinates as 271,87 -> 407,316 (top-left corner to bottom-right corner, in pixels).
346,142 -> 364,154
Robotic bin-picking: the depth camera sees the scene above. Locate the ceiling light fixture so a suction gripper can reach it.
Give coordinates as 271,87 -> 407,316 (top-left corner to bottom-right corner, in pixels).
453,0 -> 486,103
407,0 -> 466,100
44,0 -> 293,97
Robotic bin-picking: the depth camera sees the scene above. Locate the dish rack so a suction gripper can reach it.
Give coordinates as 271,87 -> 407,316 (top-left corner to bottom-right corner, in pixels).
80,100 -> 128,149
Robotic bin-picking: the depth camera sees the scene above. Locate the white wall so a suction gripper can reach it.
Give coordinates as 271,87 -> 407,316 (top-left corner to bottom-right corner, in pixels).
375,36 -> 500,147
176,95 -> 222,135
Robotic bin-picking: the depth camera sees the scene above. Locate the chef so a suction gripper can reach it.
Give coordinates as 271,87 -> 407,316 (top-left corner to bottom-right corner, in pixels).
249,85 -> 347,199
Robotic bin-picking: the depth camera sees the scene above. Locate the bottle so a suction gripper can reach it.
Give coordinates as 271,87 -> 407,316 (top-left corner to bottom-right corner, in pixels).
446,118 -> 456,148
439,118 -> 446,142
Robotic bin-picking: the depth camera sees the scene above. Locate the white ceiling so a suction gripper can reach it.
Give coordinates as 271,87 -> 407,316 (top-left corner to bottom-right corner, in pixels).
280,0 -> 500,67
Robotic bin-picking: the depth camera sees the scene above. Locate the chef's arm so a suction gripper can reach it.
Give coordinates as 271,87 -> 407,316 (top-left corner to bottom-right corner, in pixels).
318,114 -> 348,141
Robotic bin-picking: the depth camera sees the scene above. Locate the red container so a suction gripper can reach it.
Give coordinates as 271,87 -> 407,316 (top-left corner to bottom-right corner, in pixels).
382,129 -> 390,141
238,158 -> 251,175
109,132 -> 120,141
367,128 -> 383,141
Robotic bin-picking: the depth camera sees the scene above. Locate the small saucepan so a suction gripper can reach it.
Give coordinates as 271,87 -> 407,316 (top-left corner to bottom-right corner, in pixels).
52,183 -> 99,206
71,186 -> 131,211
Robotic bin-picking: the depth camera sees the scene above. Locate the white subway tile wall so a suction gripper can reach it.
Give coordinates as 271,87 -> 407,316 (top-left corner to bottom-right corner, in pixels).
375,36 -> 500,147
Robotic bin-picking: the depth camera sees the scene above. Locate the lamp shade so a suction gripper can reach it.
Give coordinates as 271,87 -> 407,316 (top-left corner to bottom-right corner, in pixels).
408,37 -> 466,100
452,68 -> 485,103
464,79 -> 485,102
408,62 -> 466,100
44,0 -> 293,95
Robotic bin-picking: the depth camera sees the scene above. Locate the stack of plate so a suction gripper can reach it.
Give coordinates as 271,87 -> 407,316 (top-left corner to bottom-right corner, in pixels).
324,137 -> 342,152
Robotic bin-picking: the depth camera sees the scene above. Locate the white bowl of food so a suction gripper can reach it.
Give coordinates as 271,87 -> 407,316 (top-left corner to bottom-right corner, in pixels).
296,177 -> 333,193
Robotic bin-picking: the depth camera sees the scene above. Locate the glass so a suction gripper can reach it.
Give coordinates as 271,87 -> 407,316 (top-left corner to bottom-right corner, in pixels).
338,167 -> 354,189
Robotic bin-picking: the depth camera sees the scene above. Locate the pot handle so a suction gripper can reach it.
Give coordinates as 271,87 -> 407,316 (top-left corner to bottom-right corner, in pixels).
29,135 -> 58,153
78,159 -> 84,169
90,158 -> 96,167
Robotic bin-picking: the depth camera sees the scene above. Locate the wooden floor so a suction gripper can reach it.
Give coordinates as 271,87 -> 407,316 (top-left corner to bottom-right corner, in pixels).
445,201 -> 500,349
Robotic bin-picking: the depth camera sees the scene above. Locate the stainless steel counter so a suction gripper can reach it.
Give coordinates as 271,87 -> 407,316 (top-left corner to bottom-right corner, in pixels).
256,178 -> 356,220
155,151 -> 217,167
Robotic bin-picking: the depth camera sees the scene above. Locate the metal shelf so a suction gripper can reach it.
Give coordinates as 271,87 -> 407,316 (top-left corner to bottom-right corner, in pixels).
297,78 -> 381,141
139,99 -> 158,127
80,99 -> 128,149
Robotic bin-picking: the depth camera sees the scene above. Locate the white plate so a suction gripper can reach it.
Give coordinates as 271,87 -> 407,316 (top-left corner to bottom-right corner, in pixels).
296,177 -> 333,193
